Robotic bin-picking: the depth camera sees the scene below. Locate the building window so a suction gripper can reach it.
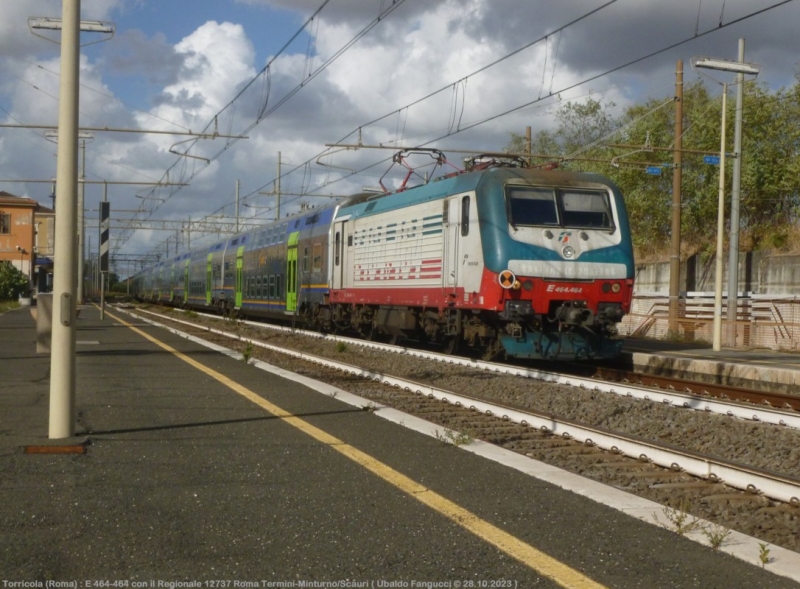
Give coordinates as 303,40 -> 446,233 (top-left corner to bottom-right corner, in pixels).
0,213 -> 9,234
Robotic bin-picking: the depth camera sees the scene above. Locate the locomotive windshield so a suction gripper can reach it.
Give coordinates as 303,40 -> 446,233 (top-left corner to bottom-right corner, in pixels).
506,186 -> 614,230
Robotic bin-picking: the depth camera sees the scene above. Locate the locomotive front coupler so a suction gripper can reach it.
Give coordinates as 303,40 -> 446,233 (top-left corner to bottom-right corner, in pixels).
553,300 -> 594,327
501,299 -> 532,321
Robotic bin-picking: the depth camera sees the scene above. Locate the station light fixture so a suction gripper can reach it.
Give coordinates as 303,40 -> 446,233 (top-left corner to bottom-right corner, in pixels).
691,47 -> 760,352
691,57 -> 760,76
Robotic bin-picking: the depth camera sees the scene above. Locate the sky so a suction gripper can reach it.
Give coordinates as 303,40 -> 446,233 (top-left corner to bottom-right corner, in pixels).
1,0 -> 799,271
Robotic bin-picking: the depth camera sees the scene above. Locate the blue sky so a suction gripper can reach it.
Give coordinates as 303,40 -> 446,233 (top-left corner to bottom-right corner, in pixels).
85,1 -> 311,112
111,0 -> 306,59
2,0 -> 800,267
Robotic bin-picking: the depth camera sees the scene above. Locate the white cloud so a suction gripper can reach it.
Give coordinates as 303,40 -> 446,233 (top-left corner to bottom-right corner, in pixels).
146,21 -> 256,128
1,0 -> 800,262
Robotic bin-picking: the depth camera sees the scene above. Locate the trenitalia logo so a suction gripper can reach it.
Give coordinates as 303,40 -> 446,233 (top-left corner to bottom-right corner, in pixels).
546,285 -> 583,293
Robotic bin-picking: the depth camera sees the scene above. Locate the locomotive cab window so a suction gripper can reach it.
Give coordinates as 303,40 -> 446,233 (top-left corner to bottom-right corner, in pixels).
506,186 -> 614,231
560,190 -> 614,229
507,187 -> 558,227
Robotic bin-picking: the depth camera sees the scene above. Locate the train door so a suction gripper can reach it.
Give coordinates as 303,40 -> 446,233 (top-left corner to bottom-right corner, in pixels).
205,254 -> 213,306
444,194 -> 480,292
235,246 -> 244,308
170,264 -> 176,301
444,197 -> 460,290
286,231 -> 299,312
183,260 -> 189,304
331,221 -> 348,290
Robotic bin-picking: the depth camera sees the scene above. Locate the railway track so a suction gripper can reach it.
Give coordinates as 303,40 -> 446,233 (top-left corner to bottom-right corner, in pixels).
137,305 -> 800,430
121,305 -> 800,553
591,366 -> 800,413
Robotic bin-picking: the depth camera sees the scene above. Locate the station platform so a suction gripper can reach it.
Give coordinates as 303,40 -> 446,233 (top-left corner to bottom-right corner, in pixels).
2,304 -> 799,587
620,337 -> 800,394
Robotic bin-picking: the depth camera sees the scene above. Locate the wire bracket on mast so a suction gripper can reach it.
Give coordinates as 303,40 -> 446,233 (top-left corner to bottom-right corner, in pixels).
611,132 -> 653,169
168,118 -> 243,164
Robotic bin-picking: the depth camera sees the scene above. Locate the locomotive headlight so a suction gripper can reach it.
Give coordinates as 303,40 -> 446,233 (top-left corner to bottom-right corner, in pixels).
562,245 -> 575,259
611,282 -> 621,293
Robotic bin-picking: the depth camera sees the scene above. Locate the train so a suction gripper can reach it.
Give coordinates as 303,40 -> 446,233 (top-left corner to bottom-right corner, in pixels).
130,153 -> 635,360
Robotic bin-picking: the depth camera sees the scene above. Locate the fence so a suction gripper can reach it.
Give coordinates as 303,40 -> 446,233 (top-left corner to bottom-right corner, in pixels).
620,293 -> 800,351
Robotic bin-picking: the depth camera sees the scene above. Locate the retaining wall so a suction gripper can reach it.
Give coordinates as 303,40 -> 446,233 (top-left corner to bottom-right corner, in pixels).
627,252 -> 800,350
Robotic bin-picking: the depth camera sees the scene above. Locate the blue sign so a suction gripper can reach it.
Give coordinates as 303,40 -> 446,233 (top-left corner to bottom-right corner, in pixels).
645,166 -> 662,176
704,155 -> 720,165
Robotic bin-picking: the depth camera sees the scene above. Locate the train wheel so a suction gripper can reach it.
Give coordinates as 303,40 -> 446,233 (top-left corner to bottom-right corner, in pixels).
442,336 -> 461,355
482,338 -> 505,362
363,325 -> 381,342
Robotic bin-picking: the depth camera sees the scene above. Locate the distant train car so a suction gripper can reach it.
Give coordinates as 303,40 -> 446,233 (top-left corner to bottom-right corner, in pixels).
132,157 -> 634,360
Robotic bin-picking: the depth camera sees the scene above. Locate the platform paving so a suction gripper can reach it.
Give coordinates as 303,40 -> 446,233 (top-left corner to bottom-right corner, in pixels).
1,304 -> 797,588
621,335 -> 800,394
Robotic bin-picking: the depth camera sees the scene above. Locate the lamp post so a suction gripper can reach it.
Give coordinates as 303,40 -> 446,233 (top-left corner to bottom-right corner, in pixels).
45,130 -> 94,304
691,49 -> 760,352
29,1 -> 115,439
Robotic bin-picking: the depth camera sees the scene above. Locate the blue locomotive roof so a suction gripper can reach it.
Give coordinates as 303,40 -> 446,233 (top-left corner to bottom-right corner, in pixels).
335,170 -> 486,220
334,167 -> 624,221
335,166 -> 633,276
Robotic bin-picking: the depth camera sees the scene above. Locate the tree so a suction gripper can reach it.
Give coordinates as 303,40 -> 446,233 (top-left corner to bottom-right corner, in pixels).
506,97 -> 618,168
0,262 -> 30,301
505,78 -> 800,257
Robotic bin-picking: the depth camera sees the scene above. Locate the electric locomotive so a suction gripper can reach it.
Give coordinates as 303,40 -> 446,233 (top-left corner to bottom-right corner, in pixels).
131,154 -> 634,360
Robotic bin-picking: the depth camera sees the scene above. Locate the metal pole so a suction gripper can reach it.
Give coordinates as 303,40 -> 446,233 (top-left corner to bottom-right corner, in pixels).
100,182 -> 106,321
276,151 -> 281,220
49,0 -> 80,438
712,84 -> 727,352
727,38 -> 746,346
525,126 -> 532,167
668,59 -> 683,335
87,234 -> 91,297
235,179 -> 240,233
77,139 -> 85,304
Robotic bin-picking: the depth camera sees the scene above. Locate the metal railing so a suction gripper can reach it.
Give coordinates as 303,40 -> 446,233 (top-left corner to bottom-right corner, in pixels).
622,292 -> 800,350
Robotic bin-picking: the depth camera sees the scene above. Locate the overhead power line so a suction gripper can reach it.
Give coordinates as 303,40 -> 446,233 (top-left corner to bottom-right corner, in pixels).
119,0 -> 410,256
291,0 -> 798,201
142,0 -> 795,258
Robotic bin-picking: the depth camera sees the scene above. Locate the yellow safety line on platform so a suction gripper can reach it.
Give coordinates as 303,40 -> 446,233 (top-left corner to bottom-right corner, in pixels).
107,308 -> 606,589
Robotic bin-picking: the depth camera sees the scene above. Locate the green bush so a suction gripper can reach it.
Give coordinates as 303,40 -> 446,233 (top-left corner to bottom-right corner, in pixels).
0,262 -> 29,301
